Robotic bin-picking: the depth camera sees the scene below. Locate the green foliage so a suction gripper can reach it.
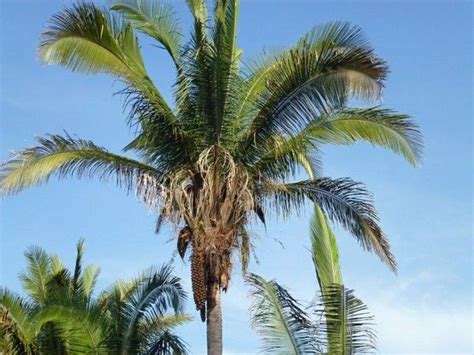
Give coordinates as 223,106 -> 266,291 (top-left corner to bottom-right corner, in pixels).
0,241 -> 189,354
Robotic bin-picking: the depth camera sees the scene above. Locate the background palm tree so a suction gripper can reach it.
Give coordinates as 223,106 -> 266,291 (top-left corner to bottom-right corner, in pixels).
246,206 -> 377,354
247,275 -> 376,354
0,0 -> 422,353
0,240 -> 189,354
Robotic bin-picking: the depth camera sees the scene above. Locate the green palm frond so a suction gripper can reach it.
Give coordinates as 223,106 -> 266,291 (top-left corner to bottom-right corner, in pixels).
266,177 -> 396,271
316,284 -> 377,354
0,289 -> 37,354
307,107 -> 423,165
210,0 -> 241,144
144,329 -> 189,354
186,0 -> 208,41
310,205 -> 342,290
81,265 -> 101,299
246,273 -> 319,355
71,239 -> 85,294
235,22 -> 387,161
39,2 -> 146,80
35,302 -> 108,353
49,255 -> 65,276
111,0 -> 182,68
137,313 -> 191,354
39,2 -> 189,156
120,264 -> 187,354
249,133 -> 321,181
19,246 -> 52,305
0,134 -> 161,196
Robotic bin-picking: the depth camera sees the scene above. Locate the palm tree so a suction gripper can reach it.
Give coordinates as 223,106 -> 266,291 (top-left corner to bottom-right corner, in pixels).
0,1 -> 422,353
247,274 -> 376,354
246,206 -> 378,354
0,240 -> 189,354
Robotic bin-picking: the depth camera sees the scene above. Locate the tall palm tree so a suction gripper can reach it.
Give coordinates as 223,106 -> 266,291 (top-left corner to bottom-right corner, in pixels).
0,1 -> 422,353
0,240 -> 189,354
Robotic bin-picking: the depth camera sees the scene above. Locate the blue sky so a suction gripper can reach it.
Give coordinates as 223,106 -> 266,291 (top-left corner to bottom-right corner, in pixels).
0,0 -> 472,353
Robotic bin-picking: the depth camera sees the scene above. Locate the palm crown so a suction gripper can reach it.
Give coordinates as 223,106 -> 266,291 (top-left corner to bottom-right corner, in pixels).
0,240 -> 189,354
0,0 -> 421,329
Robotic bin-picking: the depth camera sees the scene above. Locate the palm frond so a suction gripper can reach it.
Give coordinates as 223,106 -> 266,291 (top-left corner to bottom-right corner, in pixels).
143,329 -> 189,354
0,134 -> 162,198
210,0 -> 242,145
0,289 -> 37,354
39,2 -> 188,154
39,2 -> 146,80
111,0 -> 182,68
235,22 -> 387,162
71,239 -> 85,294
19,246 -> 52,304
35,303 -> 108,353
246,273 -> 319,354
316,284 -> 377,353
186,0 -> 208,41
81,265 -> 101,299
248,133 -> 321,181
307,107 -> 423,165
311,205 -> 342,290
265,177 -> 396,271
120,264 -> 187,354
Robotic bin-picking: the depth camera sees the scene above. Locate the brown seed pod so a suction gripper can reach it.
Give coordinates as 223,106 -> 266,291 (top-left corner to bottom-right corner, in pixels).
191,248 -> 207,321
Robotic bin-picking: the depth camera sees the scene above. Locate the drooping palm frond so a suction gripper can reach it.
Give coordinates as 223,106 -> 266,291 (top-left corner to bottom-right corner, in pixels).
34,302 -> 109,354
40,2 -> 146,81
119,264 -> 187,354
310,205 -> 342,290
144,329 -> 189,354
235,22 -> 388,163
111,0 -> 183,68
265,177 -> 396,271
246,273 -> 319,355
315,284 -> 377,354
306,107 -> 423,165
0,134 -> 162,197
138,314 -> 191,354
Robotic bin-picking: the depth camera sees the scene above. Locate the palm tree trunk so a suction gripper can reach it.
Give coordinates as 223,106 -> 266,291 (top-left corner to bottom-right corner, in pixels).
206,281 -> 223,355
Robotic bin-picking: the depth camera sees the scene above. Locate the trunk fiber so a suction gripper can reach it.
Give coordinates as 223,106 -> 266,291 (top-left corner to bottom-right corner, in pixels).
206,282 -> 223,355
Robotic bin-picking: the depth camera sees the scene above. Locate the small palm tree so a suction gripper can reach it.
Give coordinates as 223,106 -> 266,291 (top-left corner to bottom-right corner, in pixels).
247,275 -> 376,354
247,205 -> 377,354
0,1 -> 422,353
0,240 -> 189,354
